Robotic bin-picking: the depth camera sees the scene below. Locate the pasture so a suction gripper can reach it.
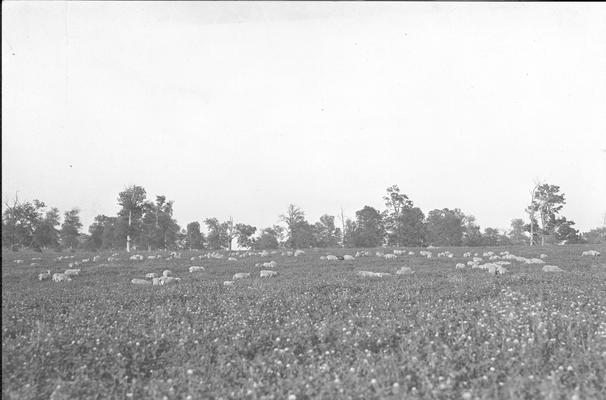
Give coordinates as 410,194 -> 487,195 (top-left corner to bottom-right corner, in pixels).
2,245 -> 606,399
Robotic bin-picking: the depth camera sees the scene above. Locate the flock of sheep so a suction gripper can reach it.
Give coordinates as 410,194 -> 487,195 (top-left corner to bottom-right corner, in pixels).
18,247 -> 603,286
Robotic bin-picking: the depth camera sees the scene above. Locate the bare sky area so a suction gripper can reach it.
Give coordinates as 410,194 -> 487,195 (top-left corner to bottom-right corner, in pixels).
3,2 -> 606,233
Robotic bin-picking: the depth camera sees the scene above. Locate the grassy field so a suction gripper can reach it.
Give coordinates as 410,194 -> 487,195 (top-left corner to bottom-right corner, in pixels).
2,244 -> 606,400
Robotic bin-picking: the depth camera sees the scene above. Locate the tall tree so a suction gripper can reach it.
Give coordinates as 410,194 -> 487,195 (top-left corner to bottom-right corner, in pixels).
553,217 -> 581,243
527,183 -> 566,245
33,207 -> 61,250
205,218 -> 229,250
352,206 -> 385,247
185,221 -> 205,250
508,218 -> 527,245
280,204 -> 307,249
117,185 -> 147,252
253,227 -> 280,250
382,185 -> 425,246
60,208 -> 83,250
425,208 -> 464,246
234,223 -> 257,249
313,214 -> 341,248
2,197 -> 46,250
461,214 -> 483,247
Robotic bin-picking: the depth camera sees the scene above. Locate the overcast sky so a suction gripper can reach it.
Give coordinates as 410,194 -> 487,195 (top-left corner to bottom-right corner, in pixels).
3,2 -> 606,234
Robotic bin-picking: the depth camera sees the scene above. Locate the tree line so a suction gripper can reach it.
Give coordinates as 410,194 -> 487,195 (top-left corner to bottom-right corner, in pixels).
2,183 -> 605,252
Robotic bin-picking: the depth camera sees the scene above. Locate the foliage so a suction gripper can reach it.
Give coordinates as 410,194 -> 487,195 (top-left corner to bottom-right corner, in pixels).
185,222 -> 206,250
349,206 -> 385,248
234,223 -> 257,249
426,208 -> 464,246
60,208 -> 83,250
383,185 -> 426,247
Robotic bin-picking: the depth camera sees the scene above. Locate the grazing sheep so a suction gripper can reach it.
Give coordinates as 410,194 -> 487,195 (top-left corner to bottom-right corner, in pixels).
52,273 -> 72,282
189,266 -> 205,273
473,257 -> 483,263
130,254 -> 144,261
294,250 -> 305,256
38,270 -> 51,281
152,277 -> 162,286
376,251 -> 385,257
486,264 -> 508,275
408,251 -> 415,255
223,280 -> 234,286
30,263 -> 40,267
132,278 -> 151,285
343,255 -> 355,261
357,271 -> 391,278
326,255 -> 338,261
233,273 -> 250,280
160,276 -> 181,285
31,257 -> 42,261
260,270 -> 278,278
543,265 -> 564,272
82,259 -> 90,263
162,270 -> 172,277
93,256 -> 101,262
64,269 -> 81,276
540,254 -> 548,260
260,251 -> 270,257
582,250 -> 601,257
145,273 -> 158,279
384,254 -> 397,260
393,250 -> 404,255
396,266 -> 414,275
463,252 -> 472,257
525,258 -> 545,265
320,256 -> 327,260
262,261 -> 277,268
455,263 -> 466,269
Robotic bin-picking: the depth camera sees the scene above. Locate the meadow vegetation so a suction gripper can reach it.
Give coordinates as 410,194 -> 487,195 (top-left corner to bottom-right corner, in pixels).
3,244 -> 606,399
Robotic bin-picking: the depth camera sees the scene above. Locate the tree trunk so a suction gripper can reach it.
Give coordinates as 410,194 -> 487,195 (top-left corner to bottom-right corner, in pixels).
126,210 -> 132,253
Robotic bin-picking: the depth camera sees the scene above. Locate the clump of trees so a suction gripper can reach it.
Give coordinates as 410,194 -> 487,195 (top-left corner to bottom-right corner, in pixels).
2,182 -> 603,252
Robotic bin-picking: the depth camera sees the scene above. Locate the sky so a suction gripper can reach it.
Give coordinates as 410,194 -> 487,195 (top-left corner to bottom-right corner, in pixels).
3,2 -> 606,234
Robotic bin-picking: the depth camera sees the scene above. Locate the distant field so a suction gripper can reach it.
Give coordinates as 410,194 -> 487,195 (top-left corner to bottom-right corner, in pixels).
2,245 -> 606,399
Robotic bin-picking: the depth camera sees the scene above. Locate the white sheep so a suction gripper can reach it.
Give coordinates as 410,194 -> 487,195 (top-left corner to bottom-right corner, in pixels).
160,276 -> 181,285
152,277 -> 162,286
455,263 -> 465,269
294,250 -> 305,256
145,273 -> 158,279
189,266 -> 205,273
582,250 -> 601,257
326,255 -> 338,261
233,273 -> 250,280
408,251 -> 415,255
38,270 -> 51,281
376,252 -> 385,257
525,258 -> 545,265
384,254 -> 397,260
228,257 -> 237,261
162,270 -> 172,277
52,273 -> 72,282
320,256 -> 327,260
64,269 -> 81,276
260,270 -> 278,278
343,255 -> 355,261
543,265 -> 564,272
539,254 -> 548,260
357,271 -> 391,278
396,266 -> 414,275
132,278 -> 151,285
223,280 -> 234,286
